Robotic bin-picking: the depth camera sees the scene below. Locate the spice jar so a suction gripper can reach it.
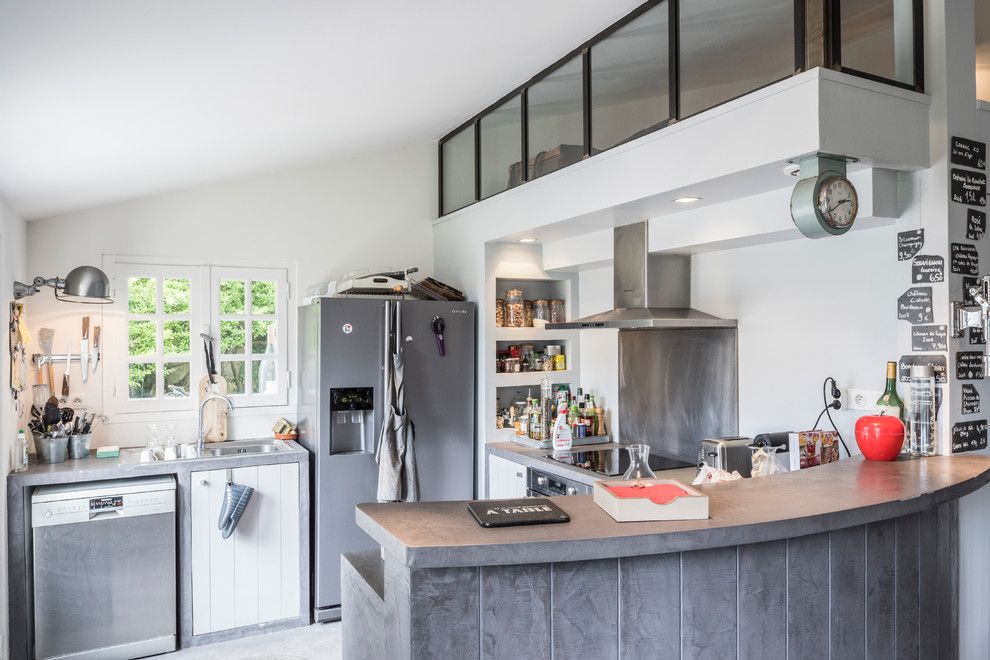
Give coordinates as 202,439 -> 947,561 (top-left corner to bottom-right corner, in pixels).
495,299 -> 506,327
553,354 -> 567,371
549,299 -> 565,323
523,300 -> 534,327
532,299 -> 549,322
506,289 -> 525,327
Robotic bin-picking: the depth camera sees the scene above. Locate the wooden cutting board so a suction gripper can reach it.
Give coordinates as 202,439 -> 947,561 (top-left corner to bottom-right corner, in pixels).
198,375 -> 229,442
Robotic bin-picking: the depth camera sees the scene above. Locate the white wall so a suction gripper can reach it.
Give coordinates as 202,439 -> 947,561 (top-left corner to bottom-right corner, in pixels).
0,195 -> 28,659
23,141 -> 436,447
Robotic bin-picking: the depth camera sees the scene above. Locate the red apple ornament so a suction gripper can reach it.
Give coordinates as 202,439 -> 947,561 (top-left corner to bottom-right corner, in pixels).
855,412 -> 905,461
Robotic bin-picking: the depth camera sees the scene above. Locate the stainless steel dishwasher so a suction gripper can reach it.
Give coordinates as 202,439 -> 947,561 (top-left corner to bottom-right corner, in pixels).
31,475 -> 177,659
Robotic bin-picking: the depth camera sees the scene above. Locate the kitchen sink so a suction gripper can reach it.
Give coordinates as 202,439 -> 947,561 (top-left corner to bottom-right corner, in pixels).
119,439 -> 291,464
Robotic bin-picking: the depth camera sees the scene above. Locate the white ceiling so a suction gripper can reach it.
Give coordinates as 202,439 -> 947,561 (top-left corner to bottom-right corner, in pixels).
0,0 -> 640,219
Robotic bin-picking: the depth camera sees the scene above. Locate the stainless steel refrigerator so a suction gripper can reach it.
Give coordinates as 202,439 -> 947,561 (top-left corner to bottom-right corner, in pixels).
297,297 -> 476,622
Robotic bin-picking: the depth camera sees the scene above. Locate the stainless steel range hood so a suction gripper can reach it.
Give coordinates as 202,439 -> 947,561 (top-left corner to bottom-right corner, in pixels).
546,222 -> 736,330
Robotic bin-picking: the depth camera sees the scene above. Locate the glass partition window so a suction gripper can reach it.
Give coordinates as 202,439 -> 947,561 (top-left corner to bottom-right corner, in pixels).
527,56 -> 585,180
591,3 -> 669,152
679,0 -> 794,118
839,0 -> 915,86
978,1 -> 990,101
480,95 -> 523,198
441,125 -> 475,214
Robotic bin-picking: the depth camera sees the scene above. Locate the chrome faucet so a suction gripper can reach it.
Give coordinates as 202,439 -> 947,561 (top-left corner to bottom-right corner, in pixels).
198,393 -> 234,456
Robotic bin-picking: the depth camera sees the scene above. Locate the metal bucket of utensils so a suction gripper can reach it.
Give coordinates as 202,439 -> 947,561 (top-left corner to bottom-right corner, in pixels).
36,436 -> 69,464
68,434 -> 92,460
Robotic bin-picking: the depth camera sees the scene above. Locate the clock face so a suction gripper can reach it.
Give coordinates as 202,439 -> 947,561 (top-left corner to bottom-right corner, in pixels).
817,175 -> 858,229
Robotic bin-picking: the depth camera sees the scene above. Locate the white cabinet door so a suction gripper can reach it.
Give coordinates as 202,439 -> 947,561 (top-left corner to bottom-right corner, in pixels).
487,455 -> 528,499
190,463 -> 300,636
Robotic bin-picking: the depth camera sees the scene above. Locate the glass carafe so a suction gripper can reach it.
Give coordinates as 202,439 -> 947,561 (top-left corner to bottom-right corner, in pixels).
622,444 -> 657,481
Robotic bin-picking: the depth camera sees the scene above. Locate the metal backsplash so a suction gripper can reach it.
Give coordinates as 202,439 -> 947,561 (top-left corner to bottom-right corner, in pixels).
618,328 -> 739,462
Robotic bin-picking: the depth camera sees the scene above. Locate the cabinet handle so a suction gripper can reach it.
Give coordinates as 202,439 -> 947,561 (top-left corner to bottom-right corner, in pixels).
515,472 -> 523,478
201,479 -> 209,486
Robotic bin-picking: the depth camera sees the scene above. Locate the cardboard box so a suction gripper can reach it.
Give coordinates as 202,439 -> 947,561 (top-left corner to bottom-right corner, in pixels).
788,430 -> 840,471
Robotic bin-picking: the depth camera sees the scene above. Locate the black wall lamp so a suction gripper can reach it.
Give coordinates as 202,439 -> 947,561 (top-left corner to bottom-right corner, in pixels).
13,265 -> 114,303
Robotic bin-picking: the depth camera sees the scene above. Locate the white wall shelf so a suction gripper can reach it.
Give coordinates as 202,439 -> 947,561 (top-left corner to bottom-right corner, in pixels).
492,327 -> 579,342
494,370 -> 573,388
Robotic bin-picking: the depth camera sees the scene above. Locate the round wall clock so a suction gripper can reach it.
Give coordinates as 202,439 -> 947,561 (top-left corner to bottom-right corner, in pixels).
790,170 -> 859,239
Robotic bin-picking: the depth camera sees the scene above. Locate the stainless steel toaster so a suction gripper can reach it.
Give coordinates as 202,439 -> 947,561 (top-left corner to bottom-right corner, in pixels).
698,437 -> 752,477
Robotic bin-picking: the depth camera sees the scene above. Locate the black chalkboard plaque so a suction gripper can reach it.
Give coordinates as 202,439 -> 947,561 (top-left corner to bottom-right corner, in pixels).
951,243 -> 979,276
968,209 -> 986,241
951,136 -> 987,170
964,276 -> 979,307
911,255 -> 944,283
952,420 -> 988,453
956,351 -> 985,380
897,229 -> 924,261
467,498 -> 570,528
972,327 -> 986,345
963,384 -> 981,415
897,286 -> 934,324
951,168 -> 987,206
898,354 -> 947,383
911,325 -> 947,352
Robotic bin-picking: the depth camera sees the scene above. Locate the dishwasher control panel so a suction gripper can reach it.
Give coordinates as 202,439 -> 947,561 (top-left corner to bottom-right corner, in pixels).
33,488 -> 175,527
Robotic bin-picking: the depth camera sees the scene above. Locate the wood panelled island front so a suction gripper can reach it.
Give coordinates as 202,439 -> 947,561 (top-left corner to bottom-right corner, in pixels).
342,456 -> 990,659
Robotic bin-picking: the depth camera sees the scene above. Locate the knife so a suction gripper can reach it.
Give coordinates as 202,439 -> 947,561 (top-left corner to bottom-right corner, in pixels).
80,316 -> 89,383
92,326 -> 101,373
62,339 -> 71,397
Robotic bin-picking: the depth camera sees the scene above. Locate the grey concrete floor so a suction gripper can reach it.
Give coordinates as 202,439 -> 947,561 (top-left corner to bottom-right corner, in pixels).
160,622 -> 341,659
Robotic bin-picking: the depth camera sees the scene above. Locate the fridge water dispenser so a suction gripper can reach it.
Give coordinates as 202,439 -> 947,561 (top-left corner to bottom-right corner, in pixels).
329,388 -> 375,454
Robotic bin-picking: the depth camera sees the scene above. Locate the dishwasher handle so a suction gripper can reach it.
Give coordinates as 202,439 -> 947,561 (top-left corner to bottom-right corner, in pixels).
89,510 -> 122,521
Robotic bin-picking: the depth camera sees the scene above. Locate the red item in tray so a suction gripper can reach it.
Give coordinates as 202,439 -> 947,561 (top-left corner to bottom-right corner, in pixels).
604,483 -> 690,505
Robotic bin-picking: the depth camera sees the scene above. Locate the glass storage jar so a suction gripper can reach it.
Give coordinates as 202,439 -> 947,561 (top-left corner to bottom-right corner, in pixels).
532,299 -> 550,322
523,300 -> 534,327
506,289 -> 525,327
495,298 -> 506,327
549,299 -> 565,323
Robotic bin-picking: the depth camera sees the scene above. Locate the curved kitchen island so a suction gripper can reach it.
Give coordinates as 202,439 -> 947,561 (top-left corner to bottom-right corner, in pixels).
342,455 -> 990,659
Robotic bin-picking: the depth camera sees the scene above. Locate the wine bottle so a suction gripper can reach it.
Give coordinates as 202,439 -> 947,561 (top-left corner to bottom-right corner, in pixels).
876,361 -> 905,421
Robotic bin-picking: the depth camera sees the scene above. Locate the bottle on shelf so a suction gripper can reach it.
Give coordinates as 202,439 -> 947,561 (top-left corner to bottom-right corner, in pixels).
552,400 -> 573,451
13,429 -> 28,472
876,361 -> 905,421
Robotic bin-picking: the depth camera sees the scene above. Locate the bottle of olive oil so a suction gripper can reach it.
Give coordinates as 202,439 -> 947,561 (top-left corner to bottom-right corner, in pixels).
876,361 -> 905,421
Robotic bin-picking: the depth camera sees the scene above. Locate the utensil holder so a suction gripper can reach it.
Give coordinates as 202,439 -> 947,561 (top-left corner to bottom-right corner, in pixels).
36,436 -> 68,464
68,434 -> 92,459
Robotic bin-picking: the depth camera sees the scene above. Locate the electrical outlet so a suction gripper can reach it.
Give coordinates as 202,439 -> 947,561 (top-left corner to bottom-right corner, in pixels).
844,388 -> 881,412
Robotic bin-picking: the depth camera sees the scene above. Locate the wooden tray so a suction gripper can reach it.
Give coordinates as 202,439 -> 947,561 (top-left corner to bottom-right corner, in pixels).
593,479 -> 709,522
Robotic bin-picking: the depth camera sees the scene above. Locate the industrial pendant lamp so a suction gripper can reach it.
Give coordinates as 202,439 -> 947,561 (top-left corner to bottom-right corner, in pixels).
13,265 -> 114,303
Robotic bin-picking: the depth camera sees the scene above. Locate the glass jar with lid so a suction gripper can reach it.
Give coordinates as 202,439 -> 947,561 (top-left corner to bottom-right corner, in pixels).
523,300 -> 534,327
506,289 -> 525,327
549,299 -> 565,323
532,299 -> 550,322
495,298 -> 506,327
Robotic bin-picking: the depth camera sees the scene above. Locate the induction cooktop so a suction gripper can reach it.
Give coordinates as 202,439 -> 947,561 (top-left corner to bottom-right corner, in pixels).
545,447 -> 694,477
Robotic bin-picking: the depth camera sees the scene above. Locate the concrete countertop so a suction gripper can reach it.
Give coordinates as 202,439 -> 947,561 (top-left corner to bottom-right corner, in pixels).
357,454 -> 990,569
8,438 -> 308,487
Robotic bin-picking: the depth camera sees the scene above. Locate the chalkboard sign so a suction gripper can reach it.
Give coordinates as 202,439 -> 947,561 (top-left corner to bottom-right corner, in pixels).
962,384 -> 981,415
951,136 -> 987,169
968,209 -> 986,241
911,325 -> 947,352
467,498 -> 571,528
951,168 -> 987,206
956,351 -> 985,380
964,276 -> 979,306
952,420 -> 988,453
897,229 -> 924,261
897,286 -> 934,324
898,354 -> 947,383
972,327 -> 986,345
951,243 -> 980,276
912,255 -> 944,283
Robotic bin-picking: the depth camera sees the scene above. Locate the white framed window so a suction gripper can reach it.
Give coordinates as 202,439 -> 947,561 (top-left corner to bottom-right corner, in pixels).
108,259 -> 290,415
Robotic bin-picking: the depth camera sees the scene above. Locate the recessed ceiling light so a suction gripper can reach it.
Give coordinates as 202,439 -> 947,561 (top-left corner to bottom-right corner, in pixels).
519,238 -> 537,243
673,196 -> 701,204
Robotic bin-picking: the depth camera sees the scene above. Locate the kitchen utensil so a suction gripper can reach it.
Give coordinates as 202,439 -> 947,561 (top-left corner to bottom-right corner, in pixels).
201,333 -> 217,385
80,317 -> 89,383
38,328 -> 54,396
855,414 -> 905,461
35,436 -> 68,463
198,375 -> 230,442
92,326 -> 101,373
43,398 -> 61,428
60,407 -> 74,425
431,315 -> 446,357
61,340 -> 71,397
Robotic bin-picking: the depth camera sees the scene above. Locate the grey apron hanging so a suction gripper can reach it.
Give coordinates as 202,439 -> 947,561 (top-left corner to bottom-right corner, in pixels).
375,301 -> 419,502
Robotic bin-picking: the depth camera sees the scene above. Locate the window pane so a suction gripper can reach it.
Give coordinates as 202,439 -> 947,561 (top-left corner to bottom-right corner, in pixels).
527,55 -> 584,179
251,280 -> 276,314
163,278 -> 190,314
840,0 -> 915,86
252,359 -> 277,394
163,362 -> 190,398
128,363 -> 156,399
252,320 -> 275,354
219,279 -> 245,314
221,361 -> 245,394
220,320 -> 245,355
480,95 -> 523,198
977,1 -> 990,100
163,320 -> 190,355
128,320 -> 156,357
441,125 -> 475,214
592,3 -> 670,152
127,277 -> 156,314
679,0 -> 793,117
